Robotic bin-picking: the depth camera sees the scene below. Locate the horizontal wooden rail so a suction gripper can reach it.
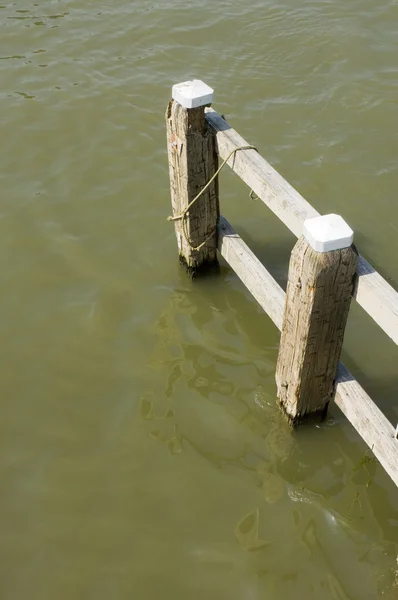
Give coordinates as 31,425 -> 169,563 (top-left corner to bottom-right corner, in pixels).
218,217 -> 285,330
218,215 -> 398,487
206,108 -> 398,346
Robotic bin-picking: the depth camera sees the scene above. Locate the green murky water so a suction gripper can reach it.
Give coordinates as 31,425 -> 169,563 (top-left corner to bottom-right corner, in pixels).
1,1 -> 398,598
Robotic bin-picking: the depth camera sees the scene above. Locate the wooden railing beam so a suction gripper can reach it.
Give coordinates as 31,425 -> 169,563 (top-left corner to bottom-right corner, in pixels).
206,108 -> 398,346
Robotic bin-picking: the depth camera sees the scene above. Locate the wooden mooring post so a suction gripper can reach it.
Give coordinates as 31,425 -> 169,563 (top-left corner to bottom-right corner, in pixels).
165,80 -> 219,276
276,214 -> 358,425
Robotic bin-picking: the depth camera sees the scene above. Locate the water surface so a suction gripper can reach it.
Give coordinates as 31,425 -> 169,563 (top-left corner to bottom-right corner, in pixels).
1,1 -> 398,598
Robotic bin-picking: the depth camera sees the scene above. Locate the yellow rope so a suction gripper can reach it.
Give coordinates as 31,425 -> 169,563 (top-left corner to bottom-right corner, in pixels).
167,145 -> 257,252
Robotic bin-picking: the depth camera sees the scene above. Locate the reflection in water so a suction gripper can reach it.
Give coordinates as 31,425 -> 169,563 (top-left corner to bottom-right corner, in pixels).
146,286 -> 280,465
141,393 -> 175,421
141,285 -> 398,597
262,472 -> 284,505
235,508 -> 269,552
289,486 -> 396,599
149,426 -> 183,456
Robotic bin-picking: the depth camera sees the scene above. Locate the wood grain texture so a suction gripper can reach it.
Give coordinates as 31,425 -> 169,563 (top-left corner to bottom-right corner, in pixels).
206,108 -> 318,238
334,363 -> 398,486
218,216 -> 285,330
166,100 -> 219,274
218,216 -> 398,486
275,237 -> 358,424
206,108 -> 398,346
354,255 -> 398,346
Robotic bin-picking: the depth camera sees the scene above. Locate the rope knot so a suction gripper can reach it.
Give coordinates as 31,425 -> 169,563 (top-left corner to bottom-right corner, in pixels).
167,144 -> 257,251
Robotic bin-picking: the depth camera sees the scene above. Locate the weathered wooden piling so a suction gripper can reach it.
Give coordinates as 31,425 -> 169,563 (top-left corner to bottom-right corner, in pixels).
276,214 -> 358,425
166,80 -> 219,276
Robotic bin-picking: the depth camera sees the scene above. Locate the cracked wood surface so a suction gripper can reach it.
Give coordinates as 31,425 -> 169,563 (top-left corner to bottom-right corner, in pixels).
166,101 -> 219,274
275,237 -> 358,424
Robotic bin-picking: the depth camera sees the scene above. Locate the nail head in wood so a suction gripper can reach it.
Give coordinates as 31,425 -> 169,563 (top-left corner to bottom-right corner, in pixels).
303,214 -> 354,253
172,80 -> 214,109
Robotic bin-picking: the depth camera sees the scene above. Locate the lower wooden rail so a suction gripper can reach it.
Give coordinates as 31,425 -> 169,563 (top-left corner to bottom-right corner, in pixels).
218,216 -> 398,487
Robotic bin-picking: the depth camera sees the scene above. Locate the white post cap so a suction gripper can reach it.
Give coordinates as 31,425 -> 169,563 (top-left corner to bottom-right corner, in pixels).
172,80 -> 214,109
303,214 -> 354,252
